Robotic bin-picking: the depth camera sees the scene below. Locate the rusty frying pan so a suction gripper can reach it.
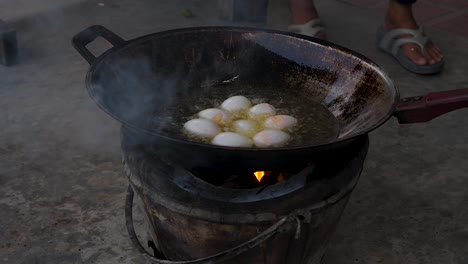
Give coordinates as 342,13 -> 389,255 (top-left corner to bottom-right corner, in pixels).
72,25 -> 468,171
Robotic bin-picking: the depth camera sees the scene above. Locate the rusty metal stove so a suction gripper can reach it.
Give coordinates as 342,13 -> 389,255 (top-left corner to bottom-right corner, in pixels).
121,126 -> 369,264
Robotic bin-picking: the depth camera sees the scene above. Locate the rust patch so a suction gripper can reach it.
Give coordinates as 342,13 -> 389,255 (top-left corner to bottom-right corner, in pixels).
351,62 -> 363,73
326,95 -> 345,108
339,69 -> 383,121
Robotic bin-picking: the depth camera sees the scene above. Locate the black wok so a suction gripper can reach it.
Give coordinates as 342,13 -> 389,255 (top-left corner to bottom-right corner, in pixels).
72,25 -> 468,171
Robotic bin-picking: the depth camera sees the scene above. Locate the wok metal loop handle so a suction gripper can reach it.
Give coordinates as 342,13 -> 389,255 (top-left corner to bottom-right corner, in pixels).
395,88 -> 468,124
72,25 -> 125,64
125,185 -> 294,264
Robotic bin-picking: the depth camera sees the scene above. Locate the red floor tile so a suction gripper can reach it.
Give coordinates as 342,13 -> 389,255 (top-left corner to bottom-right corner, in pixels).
371,1 -> 453,23
413,1 -> 453,22
431,14 -> 468,38
339,0 -> 385,8
426,0 -> 468,9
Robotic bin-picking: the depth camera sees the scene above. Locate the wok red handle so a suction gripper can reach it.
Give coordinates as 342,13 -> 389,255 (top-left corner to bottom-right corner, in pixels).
72,25 -> 125,64
395,88 -> 468,124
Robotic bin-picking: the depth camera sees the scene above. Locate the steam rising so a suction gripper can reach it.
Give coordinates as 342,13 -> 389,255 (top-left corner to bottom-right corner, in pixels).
0,0 -> 291,155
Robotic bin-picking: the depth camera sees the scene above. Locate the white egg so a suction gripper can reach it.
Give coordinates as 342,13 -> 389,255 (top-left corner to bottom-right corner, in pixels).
249,103 -> 276,118
212,132 -> 253,147
198,108 -> 231,125
221,96 -> 252,113
183,119 -> 220,138
264,115 -> 298,130
232,119 -> 257,137
253,129 -> 291,148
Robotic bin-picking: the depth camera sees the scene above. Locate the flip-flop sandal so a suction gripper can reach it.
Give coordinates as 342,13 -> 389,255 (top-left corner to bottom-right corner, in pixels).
288,19 -> 325,38
376,26 -> 444,75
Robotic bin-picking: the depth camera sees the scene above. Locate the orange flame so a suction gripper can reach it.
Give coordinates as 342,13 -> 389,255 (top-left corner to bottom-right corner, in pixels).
254,171 -> 265,182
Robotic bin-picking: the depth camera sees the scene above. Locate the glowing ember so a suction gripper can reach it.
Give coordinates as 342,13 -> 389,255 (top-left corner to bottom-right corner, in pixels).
277,173 -> 285,182
254,171 -> 265,182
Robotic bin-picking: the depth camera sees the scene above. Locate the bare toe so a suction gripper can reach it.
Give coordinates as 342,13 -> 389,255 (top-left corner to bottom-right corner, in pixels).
401,43 -> 427,65
426,42 -> 443,62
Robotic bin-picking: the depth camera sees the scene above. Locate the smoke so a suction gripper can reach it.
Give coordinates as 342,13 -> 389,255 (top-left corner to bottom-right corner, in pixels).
0,0 -> 84,21
0,0 -> 120,155
0,0 -> 290,156
92,55 -> 180,133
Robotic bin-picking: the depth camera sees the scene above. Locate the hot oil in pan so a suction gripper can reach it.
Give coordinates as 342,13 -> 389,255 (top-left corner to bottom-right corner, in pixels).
175,82 -> 341,147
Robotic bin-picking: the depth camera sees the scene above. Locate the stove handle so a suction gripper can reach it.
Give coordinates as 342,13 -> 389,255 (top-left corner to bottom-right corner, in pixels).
126,185 -> 293,264
72,25 -> 125,64
395,88 -> 468,124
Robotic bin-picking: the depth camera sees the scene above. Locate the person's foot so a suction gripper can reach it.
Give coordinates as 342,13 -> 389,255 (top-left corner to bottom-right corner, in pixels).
288,0 -> 326,39
385,0 -> 443,66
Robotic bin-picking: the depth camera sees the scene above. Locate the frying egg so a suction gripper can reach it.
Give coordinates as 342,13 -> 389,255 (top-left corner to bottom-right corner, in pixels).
264,115 -> 298,131
232,119 -> 257,137
212,132 -> 253,147
198,108 -> 231,125
249,103 -> 276,118
253,129 -> 290,148
183,119 -> 220,138
221,96 -> 252,113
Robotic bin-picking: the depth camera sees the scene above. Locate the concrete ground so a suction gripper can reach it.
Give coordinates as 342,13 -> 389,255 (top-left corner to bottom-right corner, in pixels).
1,0 -> 467,263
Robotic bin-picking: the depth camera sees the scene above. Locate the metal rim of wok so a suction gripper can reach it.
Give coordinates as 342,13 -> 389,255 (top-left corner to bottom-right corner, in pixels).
80,25 -> 398,152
